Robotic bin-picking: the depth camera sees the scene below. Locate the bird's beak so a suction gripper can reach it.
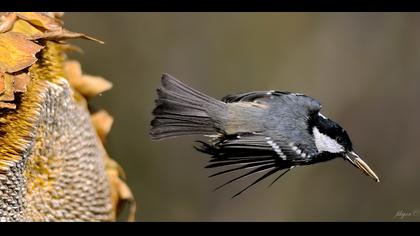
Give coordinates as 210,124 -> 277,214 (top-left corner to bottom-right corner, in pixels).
345,151 -> 380,182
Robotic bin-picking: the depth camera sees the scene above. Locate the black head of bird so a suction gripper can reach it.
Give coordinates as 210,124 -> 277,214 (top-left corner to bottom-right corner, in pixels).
150,73 -> 379,197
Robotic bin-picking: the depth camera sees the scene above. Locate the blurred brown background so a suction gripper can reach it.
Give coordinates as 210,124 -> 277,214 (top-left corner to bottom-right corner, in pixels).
63,13 -> 420,221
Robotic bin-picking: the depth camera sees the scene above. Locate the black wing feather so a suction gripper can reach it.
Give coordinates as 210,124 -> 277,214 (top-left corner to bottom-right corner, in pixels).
268,167 -> 294,187
196,132 -> 296,197
231,166 -> 283,198
208,160 -> 275,177
213,163 -> 278,191
222,91 -> 292,103
205,157 -> 274,168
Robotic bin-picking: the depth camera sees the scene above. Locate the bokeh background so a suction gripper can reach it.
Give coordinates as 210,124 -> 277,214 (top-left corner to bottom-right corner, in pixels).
63,13 -> 420,221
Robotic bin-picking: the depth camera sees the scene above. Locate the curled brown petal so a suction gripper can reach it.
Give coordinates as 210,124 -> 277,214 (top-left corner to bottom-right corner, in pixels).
0,73 -> 15,102
0,102 -> 16,109
10,19 -> 44,38
13,72 -> 31,93
16,12 -> 62,31
43,12 -> 65,19
30,28 -> 104,44
64,60 -> 112,97
91,110 -> 114,143
0,73 -> 5,94
0,32 -> 43,73
0,12 -> 17,33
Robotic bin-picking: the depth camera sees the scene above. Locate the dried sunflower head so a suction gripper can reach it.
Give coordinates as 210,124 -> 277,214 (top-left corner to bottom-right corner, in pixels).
0,12 -> 135,222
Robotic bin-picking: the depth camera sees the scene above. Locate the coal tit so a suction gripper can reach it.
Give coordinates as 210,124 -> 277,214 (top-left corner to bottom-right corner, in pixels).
150,73 -> 379,197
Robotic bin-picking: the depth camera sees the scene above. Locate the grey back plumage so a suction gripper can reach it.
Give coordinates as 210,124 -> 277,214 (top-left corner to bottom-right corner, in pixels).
221,91 -> 322,161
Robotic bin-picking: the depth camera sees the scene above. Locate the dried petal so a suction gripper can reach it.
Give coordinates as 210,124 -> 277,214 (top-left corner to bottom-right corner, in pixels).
0,102 -> 16,109
0,71 -> 30,94
106,156 -> 136,222
91,110 -> 114,143
114,176 -> 136,222
0,73 -> 15,102
0,32 -> 43,73
79,75 -> 112,97
64,60 -> 112,97
30,28 -> 104,44
16,12 -> 62,31
43,12 -> 65,19
0,12 -> 17,33
60,44 -> 83,54
0,73 -> 4,94
63,60 -> 82,82
96,136 -> 136,221
13,72 -> 30,92
10,19 -> 44,38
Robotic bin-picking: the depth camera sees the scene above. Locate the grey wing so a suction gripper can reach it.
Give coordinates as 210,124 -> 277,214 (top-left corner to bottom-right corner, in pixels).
262,92 -> 321,160
220,90 -> 322,161
223,132 -> 317,162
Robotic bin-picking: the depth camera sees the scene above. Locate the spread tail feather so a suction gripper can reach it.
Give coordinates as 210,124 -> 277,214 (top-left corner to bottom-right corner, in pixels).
150,73 -> 225,140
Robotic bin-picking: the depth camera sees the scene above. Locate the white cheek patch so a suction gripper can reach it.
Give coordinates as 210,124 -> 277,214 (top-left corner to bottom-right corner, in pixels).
313,127 -> 344,153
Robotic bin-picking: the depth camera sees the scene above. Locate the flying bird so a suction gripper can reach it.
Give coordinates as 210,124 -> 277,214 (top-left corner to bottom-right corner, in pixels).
150,73 -> 379,197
